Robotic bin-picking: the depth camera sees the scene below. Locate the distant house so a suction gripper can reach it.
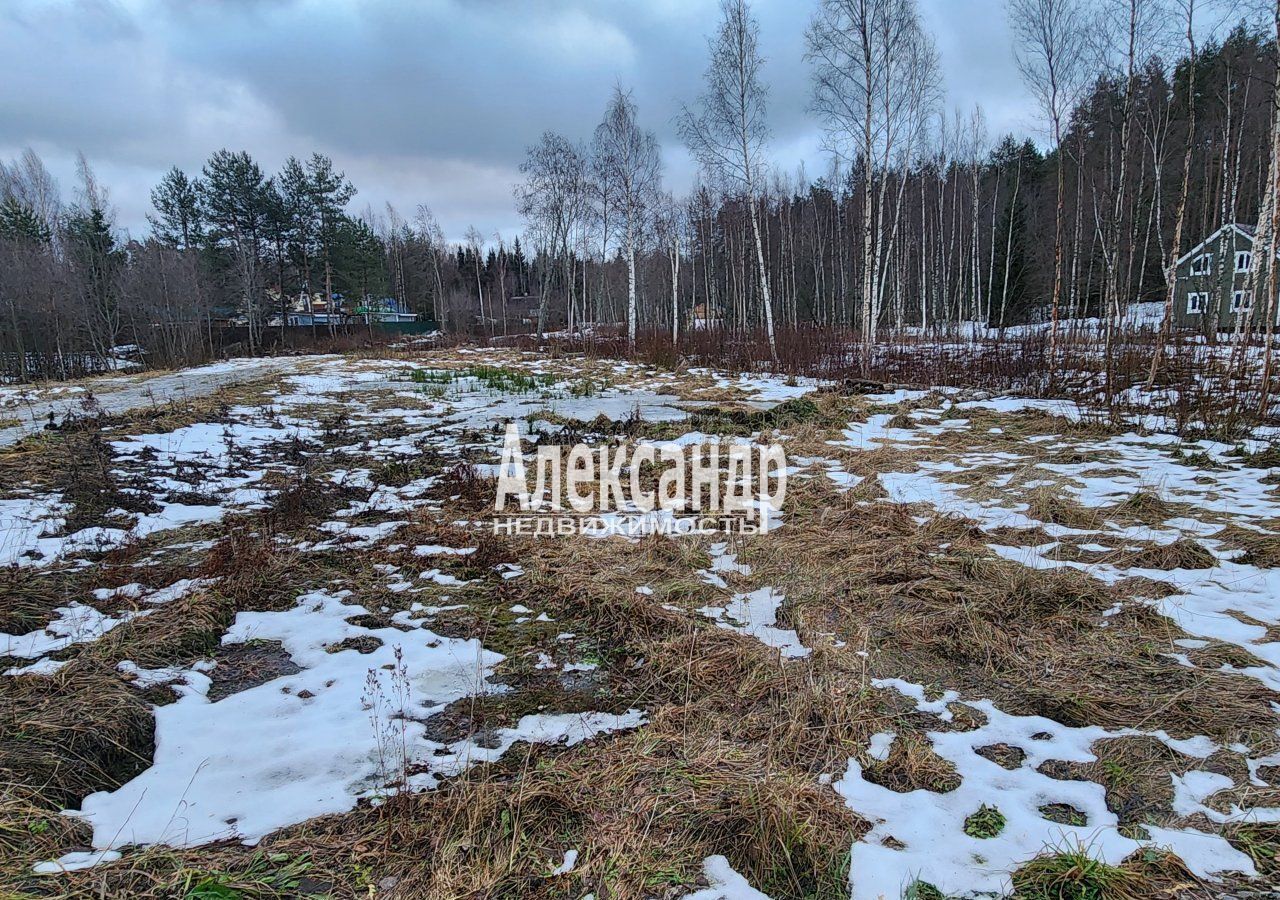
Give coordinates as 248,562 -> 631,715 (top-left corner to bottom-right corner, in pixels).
691,302 -> 723,330
1174,224 -> 1277,329
354,297 -> 418,324
279,311 -> 345,327
502,294 -> 546,328
266,289 -> 350,327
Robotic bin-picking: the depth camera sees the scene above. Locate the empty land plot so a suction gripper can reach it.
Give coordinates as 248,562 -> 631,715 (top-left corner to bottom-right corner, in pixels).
2,348 -> 1280,899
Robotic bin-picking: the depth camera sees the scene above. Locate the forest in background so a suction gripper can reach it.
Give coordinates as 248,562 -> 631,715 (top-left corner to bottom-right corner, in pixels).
0,0 -> 1277,383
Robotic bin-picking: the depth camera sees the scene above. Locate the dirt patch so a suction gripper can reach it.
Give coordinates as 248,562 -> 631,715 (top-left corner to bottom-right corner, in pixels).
975,743 -> 1027,770
207,640 -> 302,702
325,635 -> 384,655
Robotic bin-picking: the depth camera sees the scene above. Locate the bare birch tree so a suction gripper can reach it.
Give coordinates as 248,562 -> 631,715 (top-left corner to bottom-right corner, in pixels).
413,203 -> 447,329
1147,0 -> 1200,388
1247,0 -> 1280,413
465,226 -> 487,336
655,193 -> 686,341
1008,0 -> 1088,364
593,86 -> 662,349
1093,0 -> 1163,408
808,0 -> 939,359
515,132 -> 588,337
679,0 -> 777,359
0,148 -> 61,240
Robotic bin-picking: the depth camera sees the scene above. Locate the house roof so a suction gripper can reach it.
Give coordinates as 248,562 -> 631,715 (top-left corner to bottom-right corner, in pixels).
1176,223 -> 1272,266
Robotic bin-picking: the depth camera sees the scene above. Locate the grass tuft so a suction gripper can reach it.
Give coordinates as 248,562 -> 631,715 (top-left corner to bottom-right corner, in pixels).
1011,844 -> 1144,900
963,803 -> 1007,839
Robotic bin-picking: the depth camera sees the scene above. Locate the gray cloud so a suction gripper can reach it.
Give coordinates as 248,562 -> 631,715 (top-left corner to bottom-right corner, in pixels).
0,0 -> 1036,242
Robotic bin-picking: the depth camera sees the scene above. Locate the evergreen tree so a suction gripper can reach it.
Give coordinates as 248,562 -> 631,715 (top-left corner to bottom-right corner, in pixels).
201,150 -> 271,252
64,202 -> 125,348
986,137 -> 1041,326
279,156 -> 318,298
261,181 -> 292,326
201,150 -> 272,338
305,154 -> 355,309
332,216 -> 387,304
510,236 -> 528,293
0,196 -> 51,243
148,166 -> 203,249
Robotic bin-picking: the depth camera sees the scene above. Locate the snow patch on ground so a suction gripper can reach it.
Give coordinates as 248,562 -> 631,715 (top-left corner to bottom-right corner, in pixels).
679,855 -> 772,900
68,588 -> 642,851
2,602 -> 146,661
837,680 -> 1250,900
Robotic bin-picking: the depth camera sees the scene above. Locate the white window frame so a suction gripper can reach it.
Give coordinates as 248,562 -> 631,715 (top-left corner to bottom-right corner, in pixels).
1189,253 -> 1213,276
1186,292 -> 1209,314
1236,251 -> 1253,274
1232,290 -> 1252,312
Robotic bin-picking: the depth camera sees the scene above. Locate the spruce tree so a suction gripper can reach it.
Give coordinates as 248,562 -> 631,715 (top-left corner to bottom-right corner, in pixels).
0,196 -> 51,243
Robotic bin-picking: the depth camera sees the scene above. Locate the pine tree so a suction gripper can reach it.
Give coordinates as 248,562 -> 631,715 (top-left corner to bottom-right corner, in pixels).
279,157 -> 317,299
306,154 -> 355,317
148,166 -> 203,249
201,150 -> 272,344
332,217 -> 387,305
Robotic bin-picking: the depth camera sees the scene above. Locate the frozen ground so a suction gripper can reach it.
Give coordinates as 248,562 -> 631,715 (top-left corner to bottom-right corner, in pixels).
3,349 -> 1280,898
0,356 -> 313,447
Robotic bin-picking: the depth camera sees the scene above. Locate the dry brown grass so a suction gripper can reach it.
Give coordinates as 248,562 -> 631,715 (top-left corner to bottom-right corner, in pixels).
1108,488 -> 1178,525
1216,523 -> 1280,568
1024,485 -> 1103,531
0,660 -> 155,810
3,358 -> 1277,898
1113,538 -> 1218,571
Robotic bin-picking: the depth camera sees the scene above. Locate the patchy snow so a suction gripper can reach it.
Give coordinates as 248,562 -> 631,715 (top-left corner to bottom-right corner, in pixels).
549,848 -> 579,876
679,855 -> 772,900
954,396 -> 1083,422
5,657 -> 70,677
710,372 -> 825,405
1171,769 -> 1280,824
2,602 -> 145,660
142,578 -> 215,606
835,414 -> 931,451
698,587 -> 809,659
414,544 -> 477,557
15,350 -> 1280,893
32,850 -> 122,874
697,541 -> 752,588
67,588 -> 643,851
836,681 -> 1249,900
850,403 -> 1280,698
0,356 -> 312,448
117,660 -> 195,689
866,732 -> 896,762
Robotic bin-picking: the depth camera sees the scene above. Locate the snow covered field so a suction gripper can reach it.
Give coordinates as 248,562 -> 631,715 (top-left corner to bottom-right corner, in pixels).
3,347 -> 1280,899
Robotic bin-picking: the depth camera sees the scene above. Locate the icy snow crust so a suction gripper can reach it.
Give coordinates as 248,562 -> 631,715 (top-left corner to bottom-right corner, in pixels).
8,353 -> 1280,896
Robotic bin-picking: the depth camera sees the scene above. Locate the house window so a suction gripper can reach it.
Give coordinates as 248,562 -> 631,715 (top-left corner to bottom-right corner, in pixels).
1190,254 -> 1212,276
1232,290 -> 1253,312
1237,251 -> 1253,273
1186,292 -> 1209,314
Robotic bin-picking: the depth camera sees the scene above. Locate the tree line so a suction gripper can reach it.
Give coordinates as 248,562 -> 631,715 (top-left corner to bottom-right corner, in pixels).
515,0 -> 1280,374
2,0 -> 1278,381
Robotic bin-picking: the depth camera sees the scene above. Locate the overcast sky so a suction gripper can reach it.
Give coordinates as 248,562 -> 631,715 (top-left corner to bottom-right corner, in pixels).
1,0 -> 1039,243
